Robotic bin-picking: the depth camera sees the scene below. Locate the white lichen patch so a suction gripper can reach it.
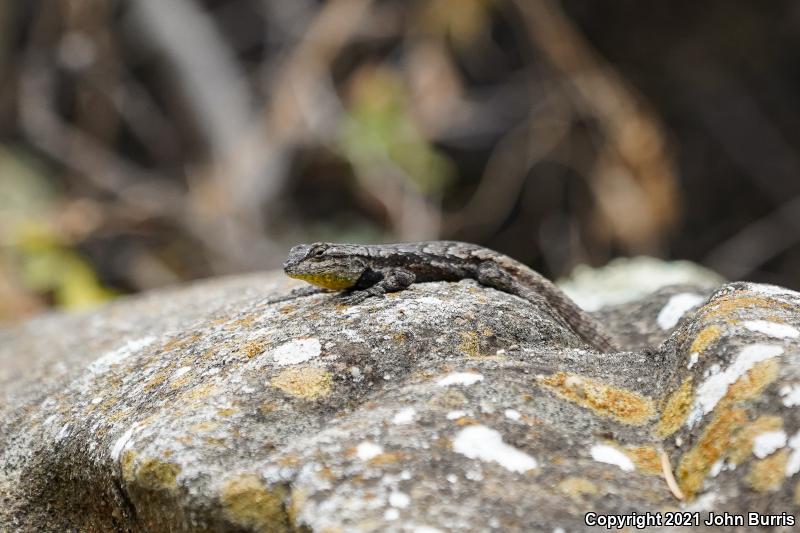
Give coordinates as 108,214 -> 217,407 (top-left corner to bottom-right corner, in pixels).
271,338 -> 321,366
747,283 -> 800,301
356,441 -> 384,461
341,306 -> 363,317
411,296 -> 446,307
436,372 -> 484,387
742,320 -> 799,339
56,423 -> 71,442
504,409 -> 521,421
785,430 -> 800,477
657,293 -> 705,330
388,491 -> 411,508
685,491 -> 717,512
687,344 -> 784,427
373,295 -> 452,327
589,444 -> 635,472
446,410 -> 467,420
779,384 -> 800,407
392,407 -> 416,425
413,526 -> 444,533
752,430 -> 787,459
170,366 -> 192,380
452,425 -> 537,473
110,426 -> 135,461
89,336 -> 156,374
338,328 -> 366,343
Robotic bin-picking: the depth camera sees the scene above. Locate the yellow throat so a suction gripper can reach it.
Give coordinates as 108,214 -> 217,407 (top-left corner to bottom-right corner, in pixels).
287,272 -> 357,290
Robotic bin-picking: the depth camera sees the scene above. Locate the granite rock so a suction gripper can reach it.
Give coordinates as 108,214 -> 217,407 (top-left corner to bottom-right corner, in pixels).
1,269 -> 799,532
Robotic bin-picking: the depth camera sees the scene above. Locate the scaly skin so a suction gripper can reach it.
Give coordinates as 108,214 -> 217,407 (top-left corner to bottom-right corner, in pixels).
283,241 -> 618,352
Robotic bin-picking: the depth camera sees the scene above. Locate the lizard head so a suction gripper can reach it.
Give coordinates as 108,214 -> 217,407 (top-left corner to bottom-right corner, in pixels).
283,242 -> 367,290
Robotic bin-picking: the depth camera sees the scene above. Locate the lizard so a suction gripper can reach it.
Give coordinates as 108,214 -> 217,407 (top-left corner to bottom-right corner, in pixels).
283,241 -> 618,352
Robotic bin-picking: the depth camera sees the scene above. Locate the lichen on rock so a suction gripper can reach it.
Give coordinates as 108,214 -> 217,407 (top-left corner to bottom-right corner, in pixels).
2,270 -> 800,531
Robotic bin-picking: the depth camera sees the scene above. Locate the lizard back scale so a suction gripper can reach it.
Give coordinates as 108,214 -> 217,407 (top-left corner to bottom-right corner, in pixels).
283,241 -> 618,352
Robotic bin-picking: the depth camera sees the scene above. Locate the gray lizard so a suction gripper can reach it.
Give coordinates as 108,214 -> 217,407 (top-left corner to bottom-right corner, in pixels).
283,241 -> 617,352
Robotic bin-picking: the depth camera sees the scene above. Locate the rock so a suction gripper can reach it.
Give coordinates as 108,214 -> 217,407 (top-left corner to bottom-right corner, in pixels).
2,269 -> 800,532
560,256 -> 725,312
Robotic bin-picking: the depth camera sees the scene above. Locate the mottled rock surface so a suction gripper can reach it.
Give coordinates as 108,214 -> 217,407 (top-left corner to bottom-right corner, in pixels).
1,267 -> 800,532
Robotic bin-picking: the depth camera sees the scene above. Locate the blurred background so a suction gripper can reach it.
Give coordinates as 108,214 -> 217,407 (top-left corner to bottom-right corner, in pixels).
2,0 -> 800,322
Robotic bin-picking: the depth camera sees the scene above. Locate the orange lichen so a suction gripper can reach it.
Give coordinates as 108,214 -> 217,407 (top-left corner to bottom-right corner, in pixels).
181,383 -> 219,402
538,372 -> 655,426
160,333 -> 202,353
106,406 -> 133,423
121,450 -> 138,483
746,450 -> 789,492
240,340 -> 268,359
557,477 -> 599,499
697,293 -> 779,319
220,474 -> 290,532
729,415 -> 783,465
458,331 -> 482,358
676,407 -> 747,498
143,372 -> 169,392
271,366 -> 332,400
135,458 -> 181,491
368,451 -> 405,467
169,372 -> 194,390
670,355 -> 783,496
625,445 -> 663,475
190,421 -> 220,432
428,389 -> 467,410
689,325 -> 722,355
654,377 -> 694,438
225,315 -> 256,331
277,455 -> 301,467
316,466 -> 336,482
724,359 -> 780,403
697,295 -> 788,322
289,487 -> 308,527
278,303 -> 297,314
260,402 -> 278,414
199,346 -> 224,362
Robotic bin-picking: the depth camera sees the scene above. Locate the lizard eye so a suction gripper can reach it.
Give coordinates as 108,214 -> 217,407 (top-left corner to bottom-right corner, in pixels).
312,248 -> 326,257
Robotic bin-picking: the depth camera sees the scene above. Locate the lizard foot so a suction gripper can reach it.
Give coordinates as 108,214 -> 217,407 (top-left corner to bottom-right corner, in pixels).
338,290 -> 372,305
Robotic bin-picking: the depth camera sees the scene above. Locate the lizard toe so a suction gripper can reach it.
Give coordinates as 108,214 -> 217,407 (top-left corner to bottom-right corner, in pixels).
339,291 -> 370,305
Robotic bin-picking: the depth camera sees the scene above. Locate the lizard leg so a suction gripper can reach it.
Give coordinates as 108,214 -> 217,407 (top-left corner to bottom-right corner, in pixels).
476,261 -> 521,294
340,268 -> 416,305
476,260 -> 560,319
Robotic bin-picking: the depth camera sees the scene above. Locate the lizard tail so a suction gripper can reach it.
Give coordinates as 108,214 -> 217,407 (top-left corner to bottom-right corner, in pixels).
513,272 -> 619,352
476,257 -> 619,352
